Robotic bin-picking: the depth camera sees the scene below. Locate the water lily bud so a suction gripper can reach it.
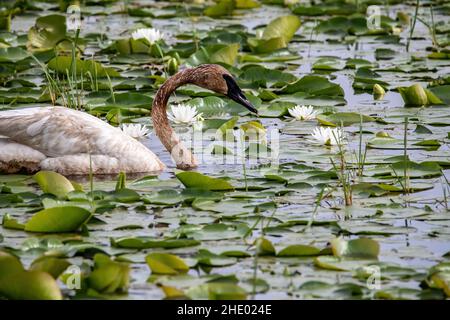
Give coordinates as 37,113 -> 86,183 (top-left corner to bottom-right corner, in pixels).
376,131 -> 391,138
407,84 -> 428,106
373,84 -> 385,99
167,57 -> 179,75
392,26 -> 402,35
397,12 -> 410,26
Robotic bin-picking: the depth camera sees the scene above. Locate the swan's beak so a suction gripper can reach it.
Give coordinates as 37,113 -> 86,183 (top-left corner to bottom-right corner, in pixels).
223,74 -> 258,114
227,88 -> 258,115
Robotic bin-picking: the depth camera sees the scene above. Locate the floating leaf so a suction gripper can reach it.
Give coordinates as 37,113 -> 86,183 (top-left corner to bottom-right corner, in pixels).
30,256 -> 70,279
186,44 -> 240,67
111,237 -> 200,249
195,249 -> 237,268
2,213 -> 25,230
33,171 -> 75,199
186,282 -> 247,300
281,75 -> 344,96
87,254 -> 130,294
0,251 -> 24,275
146,253 -> 189,275
176,171 -> 234,191
204,0 -> 235,17
313,256 -> 374,271
27,14 -> 67,51
0,270 -> 62,300
317,112 -> 376,127
331,237 -> 379,259
187,223 -> 249,241
48,56 -> 120,78
277,244 -> 321,257
248,15 -> 301,53
0,47 -> 29,63
24,206 -> 91,233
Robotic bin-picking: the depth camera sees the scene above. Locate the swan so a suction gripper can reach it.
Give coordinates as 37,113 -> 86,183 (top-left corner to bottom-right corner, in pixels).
0,64 -> 257,175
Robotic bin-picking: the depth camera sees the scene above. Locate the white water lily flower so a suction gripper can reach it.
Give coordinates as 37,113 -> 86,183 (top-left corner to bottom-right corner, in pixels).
121,123 -> 151,141
311,127 -> 346,146
167,104 -> 203,125
288,105 -> 318,121
131,28 -> 163,45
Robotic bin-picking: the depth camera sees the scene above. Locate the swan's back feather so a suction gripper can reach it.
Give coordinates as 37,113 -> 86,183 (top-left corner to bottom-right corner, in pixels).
0,138 -> 46,173
0,107 -> 165,173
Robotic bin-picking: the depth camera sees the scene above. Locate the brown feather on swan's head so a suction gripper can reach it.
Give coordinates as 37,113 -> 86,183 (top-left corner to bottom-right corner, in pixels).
188,64 -> 258,114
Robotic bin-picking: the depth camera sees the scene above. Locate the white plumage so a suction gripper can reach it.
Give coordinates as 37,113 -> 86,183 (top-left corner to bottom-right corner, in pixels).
0,107 -> 164,175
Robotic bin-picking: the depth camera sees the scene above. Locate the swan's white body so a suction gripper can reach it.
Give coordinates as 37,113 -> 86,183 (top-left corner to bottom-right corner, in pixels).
0,107 -> 164,175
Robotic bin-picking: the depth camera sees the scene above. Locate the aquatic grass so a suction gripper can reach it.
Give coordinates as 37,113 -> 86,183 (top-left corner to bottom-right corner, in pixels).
354,115 -> 368,177
184,3 -> 200,52
307,19 -> 318,58
403,117 -> 410,196
30,54 -> 65,106
406,0 -> 420,52
417,4 -> 441,48
330,125 -> 353,206
2,1 -> 450,301
441,171 -> 450,211
302,186 -> 326,232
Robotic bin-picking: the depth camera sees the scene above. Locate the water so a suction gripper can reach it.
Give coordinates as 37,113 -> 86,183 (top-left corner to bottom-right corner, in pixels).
1,1 -> 450,299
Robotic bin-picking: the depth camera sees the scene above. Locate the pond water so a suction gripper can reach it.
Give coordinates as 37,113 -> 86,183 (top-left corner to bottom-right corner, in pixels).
1,0 -> 450,300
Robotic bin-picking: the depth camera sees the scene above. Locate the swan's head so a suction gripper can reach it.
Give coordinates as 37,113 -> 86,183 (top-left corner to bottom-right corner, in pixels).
190,64 -> 258,114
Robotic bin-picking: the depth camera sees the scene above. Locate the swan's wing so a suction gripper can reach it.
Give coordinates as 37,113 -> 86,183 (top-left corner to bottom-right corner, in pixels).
0,107 -> 165,172
0,107 -> 117,157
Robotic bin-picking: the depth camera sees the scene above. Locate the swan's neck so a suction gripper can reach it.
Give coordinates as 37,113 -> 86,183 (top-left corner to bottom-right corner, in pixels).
151,69 -> 197,169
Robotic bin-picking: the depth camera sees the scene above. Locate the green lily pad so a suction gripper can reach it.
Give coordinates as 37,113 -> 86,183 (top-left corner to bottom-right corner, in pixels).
176,171 -> 234,191
277,244 -> 321,257
146,253 -> 189,275
48,56 -> 120,78
280,75 -> 344,96
248,15 -> 301,53
33,171 -> 75,199
186,282 -> 247,300
316,112 -> 376,127
111,237 -> 200,249
87,254 -> 130,294
331,237 -> 379,259
24,206 -> 91,233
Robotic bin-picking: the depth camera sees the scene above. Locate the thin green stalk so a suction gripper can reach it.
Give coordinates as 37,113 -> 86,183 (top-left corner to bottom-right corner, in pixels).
241,131 -> 248,192
430,5 -> 437,47
89,153 -> 94,210
406,0 -> 420,52
184,3 -> 199,51
331,127 -> 352,206
251,248 -> 258,299
357,115 -> 367,176
403,117 -> 410,195
106,72 -> 115,103
441,180 -> 448,211
302,186 -> 326,232
390,164 -> 406,192
417,5 -> 439,48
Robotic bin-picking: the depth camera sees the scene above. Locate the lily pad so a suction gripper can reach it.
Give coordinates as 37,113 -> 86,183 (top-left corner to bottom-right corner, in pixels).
24,206 -> 91,233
